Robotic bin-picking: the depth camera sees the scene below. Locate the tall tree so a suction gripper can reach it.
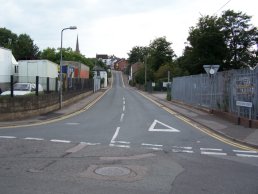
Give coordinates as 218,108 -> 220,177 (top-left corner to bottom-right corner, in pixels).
186,15 -> 227,74
149,37 -> 175,71
13,34 -> 40,60
127,46 -> 149,64
219,10 -> 258,69
0,28 -> 17,50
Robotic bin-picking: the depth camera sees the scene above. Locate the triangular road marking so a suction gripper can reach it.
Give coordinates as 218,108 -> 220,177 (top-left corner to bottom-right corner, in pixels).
148,120 -> 180,132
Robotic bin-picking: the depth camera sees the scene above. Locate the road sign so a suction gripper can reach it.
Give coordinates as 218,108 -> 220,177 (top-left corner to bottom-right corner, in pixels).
148,120 -> 180,132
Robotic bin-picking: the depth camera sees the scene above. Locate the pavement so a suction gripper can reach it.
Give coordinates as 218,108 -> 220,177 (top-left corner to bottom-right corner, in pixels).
1,72 -> 258,149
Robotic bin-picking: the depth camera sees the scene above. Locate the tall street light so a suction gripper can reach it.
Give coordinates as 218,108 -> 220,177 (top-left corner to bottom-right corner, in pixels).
60,26 -> 77,109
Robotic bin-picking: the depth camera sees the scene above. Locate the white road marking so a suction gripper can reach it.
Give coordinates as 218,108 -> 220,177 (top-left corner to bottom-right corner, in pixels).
0,136 -> 16,139
123,105 -> 125,112
236,154 -> 258,158
123,101 -> 125,105
233,150 -> 258,154
172,149 -> 194,153
142,143 -> 163,147
50,139 -> 71,143
201,151 -> 227,156
145,147 -> 163,151
200,148 -> 223,151
24,137 -> 44,141
173,146 -> 192,150
109,144 -> 130,148
110,127 -> 120,143
80,142 -> 101,145
148,120 -> 180,132
115,141 -> 130,144
120,113 -> 125,122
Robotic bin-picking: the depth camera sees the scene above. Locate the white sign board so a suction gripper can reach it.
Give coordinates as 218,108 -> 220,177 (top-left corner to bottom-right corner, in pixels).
236,101 -> 252,108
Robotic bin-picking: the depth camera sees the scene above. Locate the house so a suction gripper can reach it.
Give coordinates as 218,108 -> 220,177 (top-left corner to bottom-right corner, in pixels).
114,59 -> 128,72
0,47 -> 18,91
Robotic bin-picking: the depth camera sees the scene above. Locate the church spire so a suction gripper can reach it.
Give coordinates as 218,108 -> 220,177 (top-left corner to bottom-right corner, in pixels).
75,34 -> 80,53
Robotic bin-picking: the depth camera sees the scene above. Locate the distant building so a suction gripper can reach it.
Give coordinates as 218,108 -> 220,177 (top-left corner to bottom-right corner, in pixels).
114,59 -> 128,72
93,66 -> 108,88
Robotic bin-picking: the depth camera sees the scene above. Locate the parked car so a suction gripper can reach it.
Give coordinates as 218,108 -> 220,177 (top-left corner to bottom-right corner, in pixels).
1,83 -> 44,96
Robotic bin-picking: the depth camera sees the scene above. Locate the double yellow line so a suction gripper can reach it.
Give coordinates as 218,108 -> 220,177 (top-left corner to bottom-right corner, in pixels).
138,91 -> 258,152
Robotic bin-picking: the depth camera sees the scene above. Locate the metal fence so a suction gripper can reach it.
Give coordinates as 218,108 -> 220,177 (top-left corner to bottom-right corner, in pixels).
0,75 -> 97,97
172,68 -> 258,119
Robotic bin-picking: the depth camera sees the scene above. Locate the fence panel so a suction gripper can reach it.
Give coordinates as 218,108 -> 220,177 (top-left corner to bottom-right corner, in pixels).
172,68 -> 258,119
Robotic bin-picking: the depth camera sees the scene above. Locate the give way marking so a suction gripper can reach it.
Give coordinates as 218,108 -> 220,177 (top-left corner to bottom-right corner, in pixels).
148,120 -> 180,132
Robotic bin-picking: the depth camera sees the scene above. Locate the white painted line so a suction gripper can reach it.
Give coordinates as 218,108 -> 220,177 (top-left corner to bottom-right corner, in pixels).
123,97 -> 125,101
66,143 -> 88,153
200,148 -> 223,151
0,136 -> 16,139
80,142 -> 101,146
109,144 -> 130,148
120,113 -> 124,122
236,154 -> 258,158
123,105 -> 125,112
142,143 -> 163,147
115,141 -> 130,144
148,120 -> 180,132
172,146 -> 192,150
145,147 -> 163,151
201,151 -> 227,156
50,139 -> 71,143
110,127 -> 120,143
24,137 -> 44,141
233,150 -> 258,154
172,149 -> 194,153
123,101 -> 125,105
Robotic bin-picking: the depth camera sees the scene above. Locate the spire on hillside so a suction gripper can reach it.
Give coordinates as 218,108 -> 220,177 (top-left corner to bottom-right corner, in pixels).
75,34 -> 80,53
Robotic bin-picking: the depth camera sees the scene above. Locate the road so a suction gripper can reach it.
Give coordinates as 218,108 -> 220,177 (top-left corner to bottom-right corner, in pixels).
0,71 -> 258,194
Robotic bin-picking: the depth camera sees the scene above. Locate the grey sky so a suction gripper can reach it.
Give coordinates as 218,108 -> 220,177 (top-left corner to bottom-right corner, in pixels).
1,0 -> 257,58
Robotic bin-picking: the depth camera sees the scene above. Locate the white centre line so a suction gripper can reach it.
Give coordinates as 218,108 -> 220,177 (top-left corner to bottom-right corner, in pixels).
120,113 -> 125,122
115,141 -> 130,144
0,136 -> 16,139
24,137 -> 44,141
110,127 -> 120,143
172,149 -> 194,153
123,105 -> 125,112
109,144 -> 130,148
50,139 -> 71,143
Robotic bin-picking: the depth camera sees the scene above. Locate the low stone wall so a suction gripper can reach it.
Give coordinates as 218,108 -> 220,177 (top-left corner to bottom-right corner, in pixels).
0,91 -> 92,121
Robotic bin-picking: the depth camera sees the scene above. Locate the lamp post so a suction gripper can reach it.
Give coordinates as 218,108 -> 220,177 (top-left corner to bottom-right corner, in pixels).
59,26 -> 77,109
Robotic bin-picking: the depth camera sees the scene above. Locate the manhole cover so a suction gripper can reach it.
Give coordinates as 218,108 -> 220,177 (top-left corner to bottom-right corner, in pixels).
94,166 -> 131,176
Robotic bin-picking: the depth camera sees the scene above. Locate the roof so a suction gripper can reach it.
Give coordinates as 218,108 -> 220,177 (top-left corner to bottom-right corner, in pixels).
93,66 -> 106,71
96,54 -> 108,59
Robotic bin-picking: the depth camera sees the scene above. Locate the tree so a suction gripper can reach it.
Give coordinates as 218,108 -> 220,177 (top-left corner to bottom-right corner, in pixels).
13,34 -> 40,60
149,37 -> 176,71
186,15 -> 227,74
219,10 -> 258,69
127,46 -> 149,64
0,27 -> 17,50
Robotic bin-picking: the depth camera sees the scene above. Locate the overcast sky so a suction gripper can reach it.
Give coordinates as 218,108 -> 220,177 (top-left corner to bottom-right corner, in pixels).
1,0 -> 257,58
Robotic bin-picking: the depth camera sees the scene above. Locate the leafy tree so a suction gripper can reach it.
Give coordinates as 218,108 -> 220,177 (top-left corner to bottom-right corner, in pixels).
127,46 -> 149,64
40,47 -> 58,63
219,10 -> 258,69
13,34 -> 40,60
149,37 -> 176,71
0,27 -> 17,50
186,15 -> 227,74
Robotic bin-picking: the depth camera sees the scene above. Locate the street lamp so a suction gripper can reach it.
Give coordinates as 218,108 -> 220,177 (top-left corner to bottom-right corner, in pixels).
59,26 -> 77,109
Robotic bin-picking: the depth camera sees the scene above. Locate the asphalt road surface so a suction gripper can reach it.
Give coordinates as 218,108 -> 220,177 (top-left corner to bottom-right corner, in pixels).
0,71 -> 258,194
